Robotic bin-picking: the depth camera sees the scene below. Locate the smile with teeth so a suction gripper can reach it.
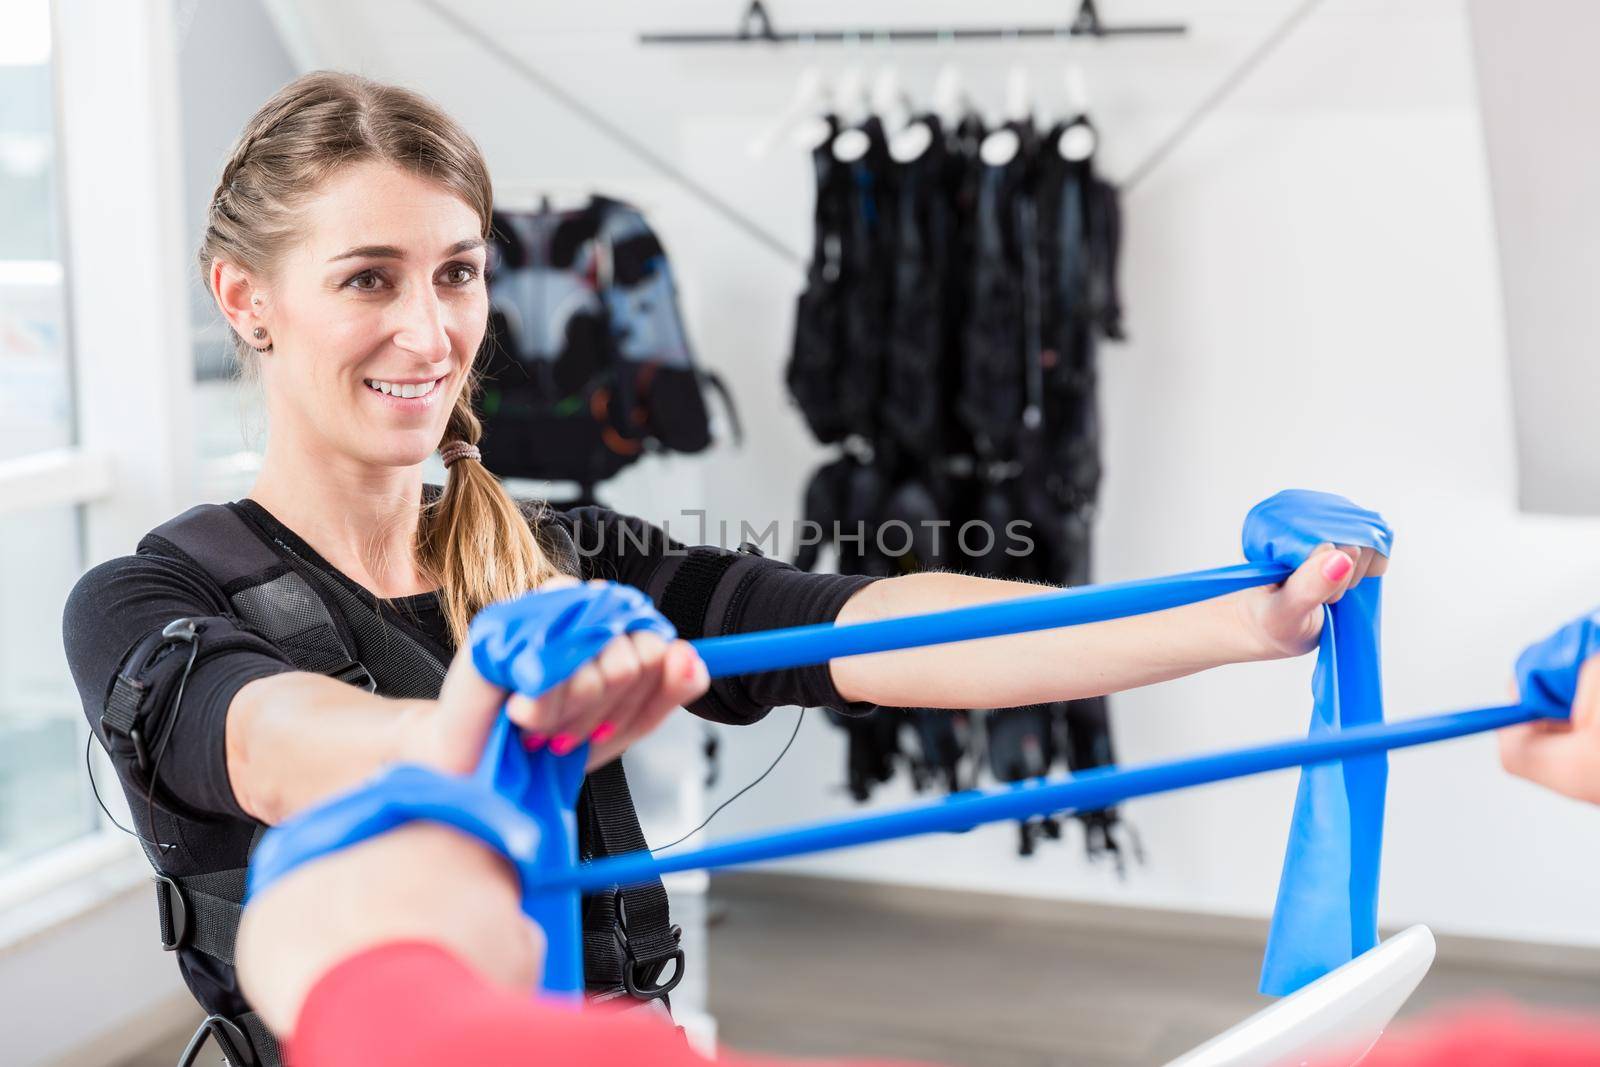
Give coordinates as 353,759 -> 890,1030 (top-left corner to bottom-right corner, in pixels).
365,377 -> 442,399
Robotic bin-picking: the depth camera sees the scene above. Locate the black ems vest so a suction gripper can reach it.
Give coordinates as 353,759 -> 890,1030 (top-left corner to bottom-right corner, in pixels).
115,503 -> 682,1067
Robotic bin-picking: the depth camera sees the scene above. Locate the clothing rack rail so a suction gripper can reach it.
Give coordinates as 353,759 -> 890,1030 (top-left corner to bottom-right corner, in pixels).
639,0 -> 1186,46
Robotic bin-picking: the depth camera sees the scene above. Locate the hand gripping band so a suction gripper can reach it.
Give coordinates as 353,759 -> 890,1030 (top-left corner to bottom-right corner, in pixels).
249,490 -> 1571,1005
1243,490 -> 1393,995
1516,607 -> 1600,718
248,582 -> 675,999
467,581 -> 677,697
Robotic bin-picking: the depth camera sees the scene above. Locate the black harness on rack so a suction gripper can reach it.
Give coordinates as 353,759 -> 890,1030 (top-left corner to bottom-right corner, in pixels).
96,502 -> 682,1067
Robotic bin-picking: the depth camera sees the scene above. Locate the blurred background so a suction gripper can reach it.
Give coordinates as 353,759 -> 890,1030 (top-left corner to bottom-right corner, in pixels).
2,1 -> 1598,1065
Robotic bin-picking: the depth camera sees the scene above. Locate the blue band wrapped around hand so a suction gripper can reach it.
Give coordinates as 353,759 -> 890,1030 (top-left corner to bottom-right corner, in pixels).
249,581 -> 679,998
1244,489 -> 1393,996
1515,610 -> 1597,718
469,582 -> 676,698
247,764 -> 544,904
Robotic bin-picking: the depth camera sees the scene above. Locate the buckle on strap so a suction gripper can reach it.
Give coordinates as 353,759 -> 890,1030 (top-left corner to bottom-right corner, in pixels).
177,1014 -> 256,1067
153,874 -> 188,951
616,922 -> 685,1001
332,660 -> 377,692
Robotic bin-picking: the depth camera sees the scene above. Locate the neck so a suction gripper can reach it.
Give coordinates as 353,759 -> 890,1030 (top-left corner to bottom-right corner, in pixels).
249,438 -> 434,599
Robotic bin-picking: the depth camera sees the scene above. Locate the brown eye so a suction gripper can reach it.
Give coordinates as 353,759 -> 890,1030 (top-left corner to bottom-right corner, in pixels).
346,270 -> 385,292
443,263 -> 480,286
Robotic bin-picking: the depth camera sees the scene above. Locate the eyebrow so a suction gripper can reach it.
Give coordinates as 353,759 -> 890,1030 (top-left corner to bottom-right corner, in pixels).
327,237 -> 486,263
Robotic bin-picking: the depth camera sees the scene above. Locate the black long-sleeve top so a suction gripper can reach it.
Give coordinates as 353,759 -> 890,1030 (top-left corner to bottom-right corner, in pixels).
62,493 -> 877,1017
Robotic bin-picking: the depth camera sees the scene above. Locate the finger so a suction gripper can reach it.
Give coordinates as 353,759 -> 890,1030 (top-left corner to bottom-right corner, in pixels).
542,661 -> 604,754
1346,546 -> 1376,589
517,680 -> 571,744
589,642 -> 705,769
588,632 -> 670,752
1367,548 -> 1389,578
662,640 -> 710,708
505,691 -> 554,749
1329,545 -> 1362,601
1281,545 -> 1354,611
551,637 -> 644,755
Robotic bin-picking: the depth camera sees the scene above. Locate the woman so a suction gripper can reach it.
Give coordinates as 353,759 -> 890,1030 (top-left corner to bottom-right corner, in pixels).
63,71 -> 1380,1060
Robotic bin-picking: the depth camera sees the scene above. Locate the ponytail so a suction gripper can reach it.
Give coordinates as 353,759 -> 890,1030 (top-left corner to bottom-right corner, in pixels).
417,372 -> 563,647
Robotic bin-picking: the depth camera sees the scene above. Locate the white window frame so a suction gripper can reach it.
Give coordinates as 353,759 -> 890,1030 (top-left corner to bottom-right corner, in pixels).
0,0 -> 193,915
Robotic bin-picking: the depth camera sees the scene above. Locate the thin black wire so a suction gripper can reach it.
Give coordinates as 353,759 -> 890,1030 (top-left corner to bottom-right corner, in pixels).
145,639 -> 200,857
1123,0 -> 1327,193
85,639 -> 199,857
86,732 -> 143,840
414,0 -> 806,271
652,706 -> 804,853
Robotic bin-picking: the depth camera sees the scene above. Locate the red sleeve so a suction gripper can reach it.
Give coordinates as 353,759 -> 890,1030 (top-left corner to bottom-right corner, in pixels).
1310,1002 -> 1600,1067
286,941 -> 924,1067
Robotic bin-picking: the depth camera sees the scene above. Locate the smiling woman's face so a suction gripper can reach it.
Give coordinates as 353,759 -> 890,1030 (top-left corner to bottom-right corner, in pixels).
259,159 -> 489,468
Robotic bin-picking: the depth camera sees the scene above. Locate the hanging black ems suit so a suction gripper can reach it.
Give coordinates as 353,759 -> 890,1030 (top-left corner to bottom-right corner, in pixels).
90,499 -> 683,1067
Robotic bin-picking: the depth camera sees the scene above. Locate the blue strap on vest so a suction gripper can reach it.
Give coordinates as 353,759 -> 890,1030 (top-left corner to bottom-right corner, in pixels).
247,490 -> 1575,1004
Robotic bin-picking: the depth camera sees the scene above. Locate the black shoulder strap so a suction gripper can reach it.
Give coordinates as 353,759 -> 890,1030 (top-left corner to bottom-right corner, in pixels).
148,505 -> 375,689
580,759 -> 684,1001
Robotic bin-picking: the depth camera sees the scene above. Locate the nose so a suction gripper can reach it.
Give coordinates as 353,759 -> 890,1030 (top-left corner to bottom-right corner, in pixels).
391,278 -> 452,365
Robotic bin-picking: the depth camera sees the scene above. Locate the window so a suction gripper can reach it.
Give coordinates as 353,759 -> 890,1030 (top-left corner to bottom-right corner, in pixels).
0,3 -> 72,462
0,1 -> 100,871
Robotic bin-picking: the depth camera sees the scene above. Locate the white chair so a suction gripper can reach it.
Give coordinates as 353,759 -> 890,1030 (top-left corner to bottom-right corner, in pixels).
1168,926 -> 1437,1067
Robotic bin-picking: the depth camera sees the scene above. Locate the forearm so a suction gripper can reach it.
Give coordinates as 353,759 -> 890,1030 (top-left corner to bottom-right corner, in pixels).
830,572 -> 1270,708
226,672 -> 420,823
237,823 -> 538,1036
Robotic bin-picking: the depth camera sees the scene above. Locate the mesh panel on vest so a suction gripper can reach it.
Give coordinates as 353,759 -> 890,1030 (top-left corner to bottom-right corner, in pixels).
230,574 -> 357,677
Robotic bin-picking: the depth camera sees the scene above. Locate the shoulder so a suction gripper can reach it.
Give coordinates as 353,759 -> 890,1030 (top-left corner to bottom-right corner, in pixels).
536,503 -> 686,587
64,504 -> 248,636
546,504 -> 677,548
69,546 -> 228,614
64,524 -> 231,640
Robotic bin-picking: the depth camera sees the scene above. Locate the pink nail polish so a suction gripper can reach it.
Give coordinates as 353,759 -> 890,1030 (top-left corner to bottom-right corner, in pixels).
549,733 -> 576,756
1322,552 -> 1353,582
591,722 -> 616,744
523,732 -> 547,751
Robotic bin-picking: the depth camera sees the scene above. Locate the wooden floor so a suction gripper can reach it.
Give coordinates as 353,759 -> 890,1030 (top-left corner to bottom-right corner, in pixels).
705,874 -> 1600,1067
116,872 -> 1600,1067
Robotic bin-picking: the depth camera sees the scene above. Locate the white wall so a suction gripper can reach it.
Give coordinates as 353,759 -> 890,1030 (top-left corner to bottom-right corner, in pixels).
1466,0 -> 1600,516
271,0 -> 1600,951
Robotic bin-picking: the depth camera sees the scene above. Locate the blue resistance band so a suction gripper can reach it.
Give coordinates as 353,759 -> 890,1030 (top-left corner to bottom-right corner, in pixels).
248,491 -> 1578,1001
1243,490 -> 1394,995
542,701 -> 1545,894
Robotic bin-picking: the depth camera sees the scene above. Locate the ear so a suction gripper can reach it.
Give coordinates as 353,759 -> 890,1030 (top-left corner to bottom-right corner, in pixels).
212,259 -> 268,347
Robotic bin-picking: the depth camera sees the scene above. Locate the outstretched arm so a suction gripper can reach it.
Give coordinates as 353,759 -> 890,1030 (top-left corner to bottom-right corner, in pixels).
829,545 -> 1384,709
230,586 -> 708,824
